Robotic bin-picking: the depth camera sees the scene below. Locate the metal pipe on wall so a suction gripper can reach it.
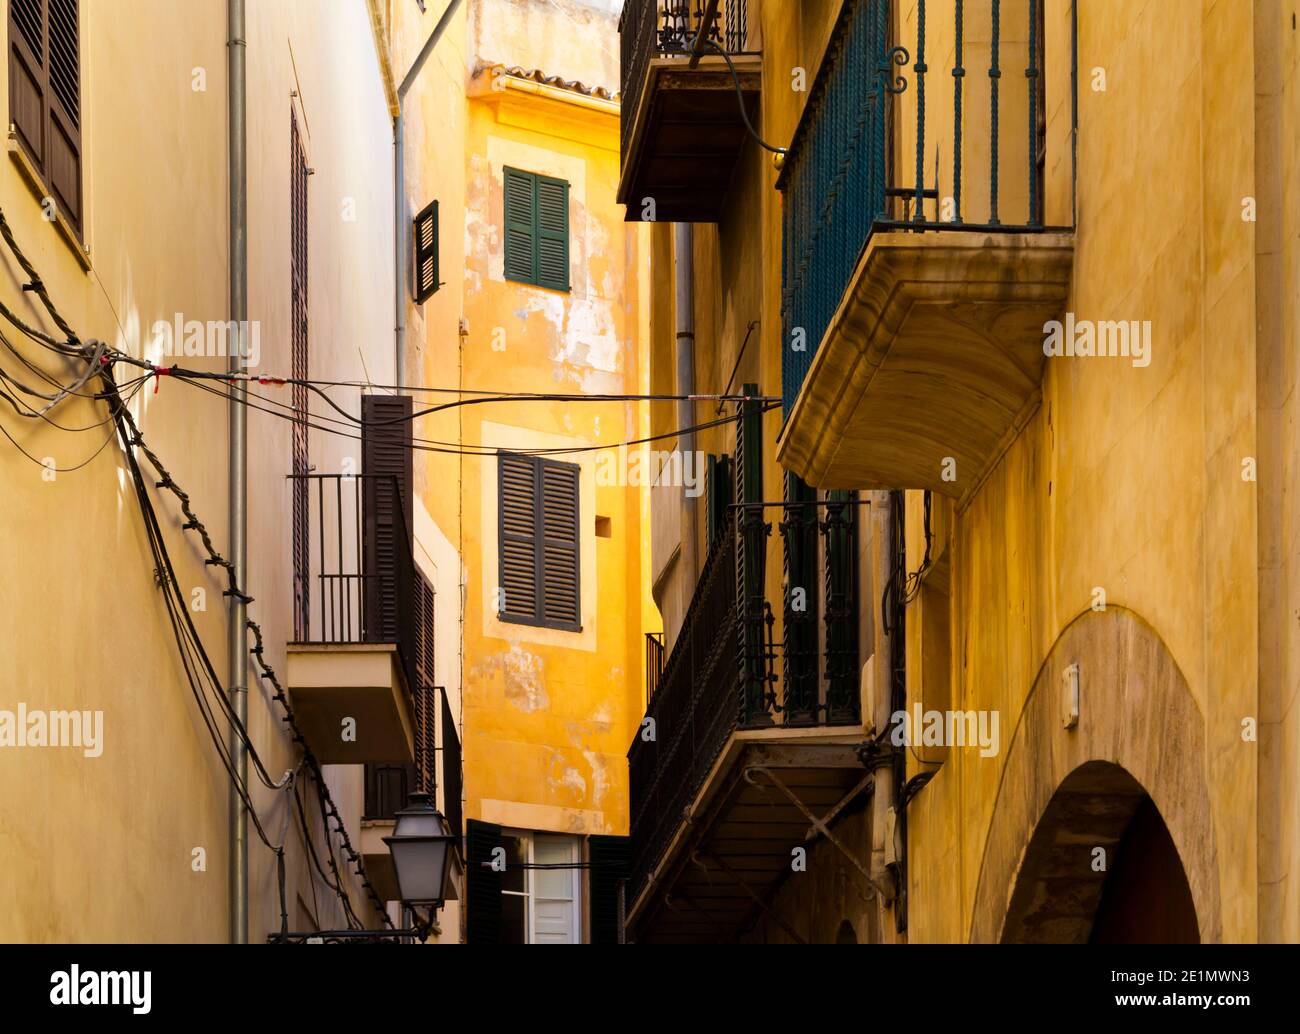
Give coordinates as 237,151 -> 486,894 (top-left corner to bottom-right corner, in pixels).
394,0 -> 463,388
674,223 -> 699,601
226,0 -> 249,946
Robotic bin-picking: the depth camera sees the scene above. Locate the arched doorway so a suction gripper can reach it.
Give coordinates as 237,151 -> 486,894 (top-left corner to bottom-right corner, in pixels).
835,919 -> 858,944
1000,761 -> 1199,943
969,608 -> 1223,943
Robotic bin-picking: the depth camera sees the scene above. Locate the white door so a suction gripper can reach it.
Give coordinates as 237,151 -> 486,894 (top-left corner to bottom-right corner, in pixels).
530,835 -> 580,943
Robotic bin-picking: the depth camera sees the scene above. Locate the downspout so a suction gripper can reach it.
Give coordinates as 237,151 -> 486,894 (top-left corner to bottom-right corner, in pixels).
866,489 -> 896,934
394,0 -> 463,388
674,224 -> 699,598
226,0 -> 249,946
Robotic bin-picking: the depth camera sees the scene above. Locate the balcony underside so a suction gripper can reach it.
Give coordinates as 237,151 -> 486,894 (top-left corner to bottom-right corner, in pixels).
619,56 -> 760,223
360,820 -> 400,902
285,643 -> 415,764
779,231 -> 1075,500
627,730 -> 868,944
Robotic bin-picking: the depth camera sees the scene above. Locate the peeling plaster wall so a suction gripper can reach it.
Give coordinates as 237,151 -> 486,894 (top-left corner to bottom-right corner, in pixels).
457,0 -> 649,842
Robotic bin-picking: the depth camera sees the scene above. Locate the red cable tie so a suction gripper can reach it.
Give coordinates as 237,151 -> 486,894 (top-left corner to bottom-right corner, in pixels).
152,364 -> 174,393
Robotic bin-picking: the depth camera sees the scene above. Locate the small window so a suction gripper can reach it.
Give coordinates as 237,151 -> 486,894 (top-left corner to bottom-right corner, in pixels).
498,452 -> 581,631
503,166 -> 570,292
413,200 -> 440,302
8,0 -> 83,238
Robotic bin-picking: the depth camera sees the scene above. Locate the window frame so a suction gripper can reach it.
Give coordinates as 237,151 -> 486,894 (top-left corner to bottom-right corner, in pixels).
497,451 -> 583,633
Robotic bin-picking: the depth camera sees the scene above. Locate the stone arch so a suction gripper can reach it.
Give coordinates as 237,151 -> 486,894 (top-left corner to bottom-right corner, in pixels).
969,607 -> 1221,943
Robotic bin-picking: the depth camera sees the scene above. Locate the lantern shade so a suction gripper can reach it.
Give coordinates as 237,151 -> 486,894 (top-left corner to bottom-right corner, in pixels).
383,792 -> 459,905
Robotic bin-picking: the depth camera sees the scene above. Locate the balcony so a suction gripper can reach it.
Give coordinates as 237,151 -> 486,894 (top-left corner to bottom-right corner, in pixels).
777,0 -> 1076,499
618,0 -> 759,222
360,686 -> 463,903
626,497 -> 868,942
284,473 -> 432,764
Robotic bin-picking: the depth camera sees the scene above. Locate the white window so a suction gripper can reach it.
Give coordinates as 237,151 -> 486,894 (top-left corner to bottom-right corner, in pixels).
499,831 -> 581,944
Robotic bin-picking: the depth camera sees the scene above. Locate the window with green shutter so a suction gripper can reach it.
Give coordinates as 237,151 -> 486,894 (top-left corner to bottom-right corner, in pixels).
498,452 -> 581,631
503,166 -> 570,292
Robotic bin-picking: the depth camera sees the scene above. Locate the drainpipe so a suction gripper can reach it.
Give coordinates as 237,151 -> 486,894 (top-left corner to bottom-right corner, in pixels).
394,0 -> 463,388
867,489 -> 896,933
674,224 -> 699,600
227,0 -> 249,946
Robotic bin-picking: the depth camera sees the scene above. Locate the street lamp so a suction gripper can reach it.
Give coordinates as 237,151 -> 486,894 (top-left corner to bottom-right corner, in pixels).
383,791 -> 460,912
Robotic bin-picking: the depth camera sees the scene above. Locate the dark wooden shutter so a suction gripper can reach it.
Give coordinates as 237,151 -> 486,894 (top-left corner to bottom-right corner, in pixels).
735,383 -> 768,724
412,572 -> 436,793
498,452 -> 540,622
503,167 -> 535,284
413,199 -> 440,303
466,819 -> 503,944
535,174 -> 570,292
290,111 -> 311,640
9,0 -> 82,236
588,835 -> 629,944
361,394 -> 413,644
540,460 -> 580,628
706,454 -> 732,548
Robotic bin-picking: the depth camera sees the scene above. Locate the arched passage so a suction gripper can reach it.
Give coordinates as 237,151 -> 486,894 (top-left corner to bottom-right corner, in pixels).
970,607 -> 1222,943
1000,761 -> 1199,943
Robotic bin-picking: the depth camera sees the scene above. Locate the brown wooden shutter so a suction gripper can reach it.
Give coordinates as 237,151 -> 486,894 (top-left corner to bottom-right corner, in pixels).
361,394 -> 413,644
290,111 -> 311,639
540,460 -> 580,628
8,0 -> 82,236
413,199 -> 440,303
498,452 -> 540,621
503,167 -> 535,284
8,1 -> 45,171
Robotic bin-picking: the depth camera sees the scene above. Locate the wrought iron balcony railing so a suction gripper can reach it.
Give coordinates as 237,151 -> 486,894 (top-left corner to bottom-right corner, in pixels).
779,0 -> 1074,412
290,471 -> 437,752
626,497 -> 861,902
619,0 -> 752,163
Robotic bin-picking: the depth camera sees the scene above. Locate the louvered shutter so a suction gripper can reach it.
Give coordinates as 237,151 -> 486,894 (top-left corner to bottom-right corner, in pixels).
540,460 -> 580,628
361,394 -> 414,644
8,0 -> 82,236
466,820 -> 503,944
412,572 -> 436,793
503,167 -> 536,285
588,835 -> 629,945
498,453 -> 540,622
706,454 -> 732,548
535,174 -> 570,292
413,199 -> 440,303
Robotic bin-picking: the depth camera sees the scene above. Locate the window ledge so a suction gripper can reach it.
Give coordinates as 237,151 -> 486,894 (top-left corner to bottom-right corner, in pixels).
6,129 -> 91,272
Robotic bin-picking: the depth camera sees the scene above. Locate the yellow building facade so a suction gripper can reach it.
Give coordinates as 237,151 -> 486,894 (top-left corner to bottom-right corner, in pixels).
621,0 -> 1299,945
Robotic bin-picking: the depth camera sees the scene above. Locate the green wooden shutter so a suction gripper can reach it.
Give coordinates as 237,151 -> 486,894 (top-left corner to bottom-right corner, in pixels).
540,459 -> 581,629
498,453 -> 540,621
588,835 -> 630,944
466,819 -> 503,944
503,167 -> 536,284
413,199 -> 440,303
535,174 -> 570,292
